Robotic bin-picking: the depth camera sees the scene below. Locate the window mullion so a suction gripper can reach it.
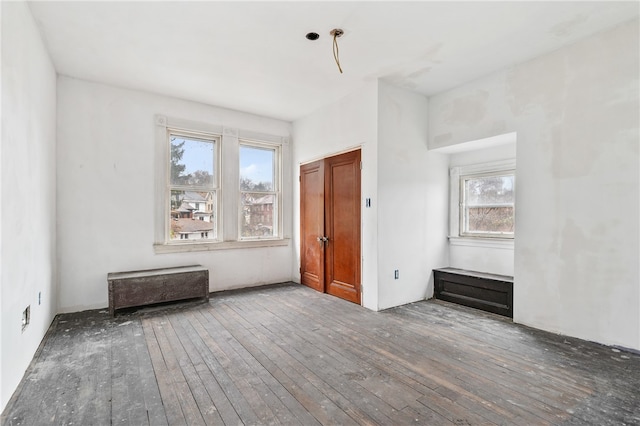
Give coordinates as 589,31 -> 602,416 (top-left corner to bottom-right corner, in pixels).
222,132 -> 239,241
156,117 -> 287,250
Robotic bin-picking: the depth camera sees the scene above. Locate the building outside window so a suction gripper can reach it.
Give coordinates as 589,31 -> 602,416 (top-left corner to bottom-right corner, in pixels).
167,130 -> 218,242
239,142 -> 280,239
155,115 -> 288,253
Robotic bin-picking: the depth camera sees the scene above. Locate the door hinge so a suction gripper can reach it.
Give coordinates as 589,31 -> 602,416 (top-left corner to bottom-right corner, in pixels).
299,175 -> 301,182
360,161 -> 362,170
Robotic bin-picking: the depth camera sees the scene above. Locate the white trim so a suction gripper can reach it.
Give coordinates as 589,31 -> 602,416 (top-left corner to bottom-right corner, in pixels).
154,238 -> 290,254
450,158 -> 516,241
223,126 -> 238,137
154,114 -> 290,251
452,158 -> 516,176
166,129 -> 221,243
299,144 -> 363,166
157,114 -> 223,136
448,236 -> 514,250
238,129 -> 288,145
238,139 -> 283,241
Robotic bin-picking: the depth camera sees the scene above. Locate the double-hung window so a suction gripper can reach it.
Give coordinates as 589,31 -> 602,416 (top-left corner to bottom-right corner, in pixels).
460,171 -> 515,238
239,141 -> 280,239
450,159 -> 516,241
155,115 -> 288,252
167,130 -> 219,242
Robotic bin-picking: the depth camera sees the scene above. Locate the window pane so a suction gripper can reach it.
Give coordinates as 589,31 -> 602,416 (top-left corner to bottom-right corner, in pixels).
170,190 -> 216,241
240,145 -> 274,191
241,193 -> 275,238
170,136 -> 215,186
467,206 -> 514,233
464,175 -> 514,205
462,173 -> 515,236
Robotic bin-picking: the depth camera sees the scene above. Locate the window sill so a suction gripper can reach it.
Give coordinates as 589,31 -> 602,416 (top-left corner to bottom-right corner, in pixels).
448,236 -> 514,249
154,238 -> 290,254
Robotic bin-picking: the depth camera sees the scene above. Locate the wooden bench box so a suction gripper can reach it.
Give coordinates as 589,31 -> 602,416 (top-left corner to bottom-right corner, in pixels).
108,265 -> 209,316
433,267 -> 513,318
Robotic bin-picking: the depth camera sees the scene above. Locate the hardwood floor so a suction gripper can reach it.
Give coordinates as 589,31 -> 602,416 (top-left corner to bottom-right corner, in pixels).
2,282 -> 639,425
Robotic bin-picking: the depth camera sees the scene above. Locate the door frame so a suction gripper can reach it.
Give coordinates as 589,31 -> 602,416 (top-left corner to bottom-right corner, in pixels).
299,147 -> 363,305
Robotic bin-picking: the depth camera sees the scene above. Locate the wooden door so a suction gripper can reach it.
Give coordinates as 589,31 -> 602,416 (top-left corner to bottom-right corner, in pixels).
300,150 -> 361,304
300,159 -> 325,292
324,150 -> 361,303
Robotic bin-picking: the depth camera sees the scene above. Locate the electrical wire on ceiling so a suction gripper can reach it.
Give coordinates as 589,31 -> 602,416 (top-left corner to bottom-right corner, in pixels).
330,29 -> 344,74
306,28 -> 345,74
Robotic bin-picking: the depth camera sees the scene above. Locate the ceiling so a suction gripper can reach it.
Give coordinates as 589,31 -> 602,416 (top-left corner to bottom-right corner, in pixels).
27,1 -> 639,122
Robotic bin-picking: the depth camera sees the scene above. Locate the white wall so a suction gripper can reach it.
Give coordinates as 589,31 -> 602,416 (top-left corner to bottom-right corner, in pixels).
0,0 -> 3,406
57,77 -> 292,312
447,142 -> 516,276
292,82 -> 379,310
377,82 -> 448,309
292,81 -> 449,311
1,1 -> 57,411
429,19 -> 639,350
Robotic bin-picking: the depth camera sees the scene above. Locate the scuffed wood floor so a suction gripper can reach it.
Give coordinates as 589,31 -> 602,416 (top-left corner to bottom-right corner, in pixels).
2,283 -> 639,425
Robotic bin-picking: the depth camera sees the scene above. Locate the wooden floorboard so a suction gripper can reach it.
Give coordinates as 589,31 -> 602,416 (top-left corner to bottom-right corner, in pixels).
2,283 -> 640,425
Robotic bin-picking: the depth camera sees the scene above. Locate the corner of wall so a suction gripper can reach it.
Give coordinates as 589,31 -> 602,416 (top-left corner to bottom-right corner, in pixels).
1,1 -> 58,411
429,19 -> 640,350
376,81 -> 448,310
0,0 -> 4,409
292,81 -> 380,311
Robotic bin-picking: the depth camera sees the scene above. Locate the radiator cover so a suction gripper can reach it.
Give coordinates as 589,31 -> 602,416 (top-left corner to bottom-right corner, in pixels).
433,268 -> 513,318
108,265 -> 209,316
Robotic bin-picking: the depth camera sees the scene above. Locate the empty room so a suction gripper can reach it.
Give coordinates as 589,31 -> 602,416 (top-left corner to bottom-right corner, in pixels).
1,1 -> 639,425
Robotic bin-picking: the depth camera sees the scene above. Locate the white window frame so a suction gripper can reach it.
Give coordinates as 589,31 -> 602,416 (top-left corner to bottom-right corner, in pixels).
154,115 -> 289,253
238,139 -> 282,241
166,128 -> 221,243
449,159 -> 516,247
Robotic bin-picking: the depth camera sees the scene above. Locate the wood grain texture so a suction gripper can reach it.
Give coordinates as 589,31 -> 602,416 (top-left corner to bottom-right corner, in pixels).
108,265 -> 209,316
300,160 -> 325,293
300,150 -> 361,304
3,283 -> 639,425
324,150 -> 361,304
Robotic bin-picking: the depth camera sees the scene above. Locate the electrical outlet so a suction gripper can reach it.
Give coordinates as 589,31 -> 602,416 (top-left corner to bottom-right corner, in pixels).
394,270 -> 399,279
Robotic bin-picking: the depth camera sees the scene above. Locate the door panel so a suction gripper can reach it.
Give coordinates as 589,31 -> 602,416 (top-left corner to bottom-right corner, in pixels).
300,160 -> 324,292
300,150 -> 361,304
325,151 -> 361,303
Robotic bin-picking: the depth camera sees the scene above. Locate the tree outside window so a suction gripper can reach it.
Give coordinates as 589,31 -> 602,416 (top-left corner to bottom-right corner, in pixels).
461,172 -> 515,238
168,132 -> 218,241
